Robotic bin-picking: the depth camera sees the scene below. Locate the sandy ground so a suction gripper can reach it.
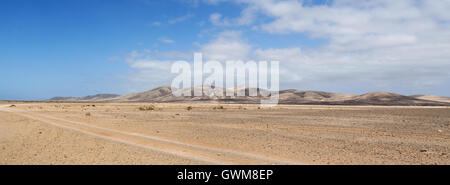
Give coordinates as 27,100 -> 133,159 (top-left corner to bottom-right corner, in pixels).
0,102 -> 448,164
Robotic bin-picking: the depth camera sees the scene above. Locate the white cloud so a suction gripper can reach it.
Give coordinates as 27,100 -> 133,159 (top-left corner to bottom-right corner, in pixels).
158,37 -> 175,44
123,50 -> 176,90
209,6 -> 257,26
204,0 -> 450,93
423,0 -> 450,20
209,13 -> 230,26
121,0 -> 450,94
168,13 -> 194,24
125,51 -> 173,71
154,50 -> 194,60
200,30 -> 252,61
152,21 -> 161,26
239,0 -> 450,49
202,0 -> 227,5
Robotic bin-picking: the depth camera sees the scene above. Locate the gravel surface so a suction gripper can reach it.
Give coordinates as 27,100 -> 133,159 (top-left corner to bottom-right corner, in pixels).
0,102 -> 448,164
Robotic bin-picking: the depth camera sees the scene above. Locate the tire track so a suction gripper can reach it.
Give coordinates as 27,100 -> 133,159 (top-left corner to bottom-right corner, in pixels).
0,105 -> 303,164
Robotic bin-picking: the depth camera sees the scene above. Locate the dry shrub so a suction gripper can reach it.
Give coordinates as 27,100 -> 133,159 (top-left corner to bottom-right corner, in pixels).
213,106 -> 224,110
139,105 -> 155,111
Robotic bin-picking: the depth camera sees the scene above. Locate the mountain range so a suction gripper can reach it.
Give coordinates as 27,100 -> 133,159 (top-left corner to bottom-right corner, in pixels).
48,94 -> 120,101
48,86 -> 450,106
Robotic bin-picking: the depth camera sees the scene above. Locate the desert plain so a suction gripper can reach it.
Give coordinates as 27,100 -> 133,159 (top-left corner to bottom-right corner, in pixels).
0,102 -> 448,164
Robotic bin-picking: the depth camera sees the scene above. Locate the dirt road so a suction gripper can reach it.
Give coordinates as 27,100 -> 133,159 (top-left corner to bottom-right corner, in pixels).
0,104 -> 303,164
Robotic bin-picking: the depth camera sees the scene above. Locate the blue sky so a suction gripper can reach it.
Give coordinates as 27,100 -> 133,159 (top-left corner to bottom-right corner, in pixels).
1,0 -> 449,100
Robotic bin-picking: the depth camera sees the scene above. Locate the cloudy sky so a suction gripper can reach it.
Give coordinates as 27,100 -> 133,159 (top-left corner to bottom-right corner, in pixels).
1,0 -> 449,100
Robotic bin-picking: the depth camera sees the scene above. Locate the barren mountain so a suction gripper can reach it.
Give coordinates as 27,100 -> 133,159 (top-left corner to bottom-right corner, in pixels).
109,86 -> 173,102
410,95 -> 450,103
49,86 -> 450,106
338,92 -> 445,106
48,94 -> 119,101
48,96 -> 80,101
105,86 -> 269,103
278,89 -> 356,104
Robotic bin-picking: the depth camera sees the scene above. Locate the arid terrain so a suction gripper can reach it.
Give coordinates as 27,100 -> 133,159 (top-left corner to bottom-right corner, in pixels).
0,101 -> 448,164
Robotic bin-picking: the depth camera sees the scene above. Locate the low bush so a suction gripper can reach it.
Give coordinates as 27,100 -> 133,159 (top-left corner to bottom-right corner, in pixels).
213,106 -> 224,110
139,105 -> 155,111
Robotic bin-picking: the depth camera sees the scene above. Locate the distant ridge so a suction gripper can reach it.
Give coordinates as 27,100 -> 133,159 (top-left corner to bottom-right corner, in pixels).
410,95 -> 450,103
48,94 -> 119,101
48,86 -> 450,106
